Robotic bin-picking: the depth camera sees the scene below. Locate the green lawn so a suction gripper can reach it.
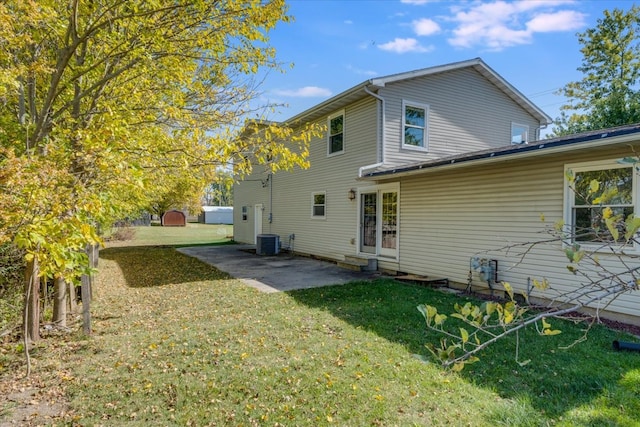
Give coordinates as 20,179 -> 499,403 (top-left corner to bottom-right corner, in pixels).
3,225 -> 640,425
105,222 -> 233,247
63,244 -> 640,426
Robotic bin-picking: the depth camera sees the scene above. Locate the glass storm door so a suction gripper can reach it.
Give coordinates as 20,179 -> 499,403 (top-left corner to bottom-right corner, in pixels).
360,193 -> 377,254
360,190 -> 398,257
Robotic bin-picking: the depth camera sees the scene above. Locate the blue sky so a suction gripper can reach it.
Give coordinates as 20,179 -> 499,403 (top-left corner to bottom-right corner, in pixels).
257,0 -> 637,136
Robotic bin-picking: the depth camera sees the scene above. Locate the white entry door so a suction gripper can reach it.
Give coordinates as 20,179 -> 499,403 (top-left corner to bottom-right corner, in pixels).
254,204 -> 263,244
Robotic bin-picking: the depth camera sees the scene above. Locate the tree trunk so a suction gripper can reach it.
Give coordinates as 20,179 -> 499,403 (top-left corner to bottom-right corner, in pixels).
68,281 -> 79,314
23,258 -> 40,343
52,277 -> 67,328
89,243 -> 99,268
81,273 -> 91,335
80,243 -> 96,335
40,277 -> 47,325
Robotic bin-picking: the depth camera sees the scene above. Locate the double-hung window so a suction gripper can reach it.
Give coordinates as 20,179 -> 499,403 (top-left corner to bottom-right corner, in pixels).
402,100 -> 429,150
312,192 -> 326,219
328,111 -> 344,156
565,160 -> 637,247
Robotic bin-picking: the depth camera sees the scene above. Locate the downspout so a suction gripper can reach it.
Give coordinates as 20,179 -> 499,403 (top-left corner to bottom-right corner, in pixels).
359,86 -> 386,178
268,172 -> 273,229
535,121 -> 549,140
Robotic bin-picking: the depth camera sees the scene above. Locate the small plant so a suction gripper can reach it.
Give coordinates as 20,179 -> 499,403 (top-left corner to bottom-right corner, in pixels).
418,280 -> 561,371
108,226 -> 136,242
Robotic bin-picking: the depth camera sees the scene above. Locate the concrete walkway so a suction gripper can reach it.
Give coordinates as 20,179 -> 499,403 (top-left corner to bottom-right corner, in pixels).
177,244 -> 380,293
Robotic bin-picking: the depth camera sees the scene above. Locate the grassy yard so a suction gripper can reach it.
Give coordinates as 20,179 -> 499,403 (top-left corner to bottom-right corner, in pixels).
2,225 -> 640,425
105,222 -> 234,247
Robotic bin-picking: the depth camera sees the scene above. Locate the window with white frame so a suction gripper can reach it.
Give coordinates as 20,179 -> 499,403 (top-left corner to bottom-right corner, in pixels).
511,123 -> 529,145
402,100 -> 428,150
312,192 -> 326,218
328,111 -> 344,155
241,206 -> 248,221
565,160 -> 637,246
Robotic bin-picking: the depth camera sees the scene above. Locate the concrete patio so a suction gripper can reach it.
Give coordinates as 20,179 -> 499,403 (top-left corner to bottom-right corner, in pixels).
177,244 -> 381,293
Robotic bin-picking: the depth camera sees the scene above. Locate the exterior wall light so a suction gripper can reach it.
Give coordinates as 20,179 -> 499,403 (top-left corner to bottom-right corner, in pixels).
348,189 -> 356,200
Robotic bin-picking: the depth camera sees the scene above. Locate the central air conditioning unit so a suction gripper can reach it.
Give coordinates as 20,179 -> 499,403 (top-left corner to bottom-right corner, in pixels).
256,234 -> 280,256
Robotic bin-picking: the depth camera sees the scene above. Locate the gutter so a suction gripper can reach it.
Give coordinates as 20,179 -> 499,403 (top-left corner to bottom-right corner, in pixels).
285,81 -> 372,125
359,162 -> 384,178
361,125 -> 640,180
359,86 -> 386,178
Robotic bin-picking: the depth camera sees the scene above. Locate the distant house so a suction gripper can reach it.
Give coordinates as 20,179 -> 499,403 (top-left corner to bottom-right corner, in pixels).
199,206 -> 233,224
234,57 -> 640,325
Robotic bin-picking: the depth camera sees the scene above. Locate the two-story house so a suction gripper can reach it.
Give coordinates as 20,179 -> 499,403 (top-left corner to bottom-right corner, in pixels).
234,57 -> 640,325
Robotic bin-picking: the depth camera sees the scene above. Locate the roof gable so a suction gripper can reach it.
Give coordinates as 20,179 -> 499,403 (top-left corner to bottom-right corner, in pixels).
284,58 -> 551,126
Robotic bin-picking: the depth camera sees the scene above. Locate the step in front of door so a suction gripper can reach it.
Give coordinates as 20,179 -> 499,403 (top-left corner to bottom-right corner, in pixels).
338,256 -> 377,272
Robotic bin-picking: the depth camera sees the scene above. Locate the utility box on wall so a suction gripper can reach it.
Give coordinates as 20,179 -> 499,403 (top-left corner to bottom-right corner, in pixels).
256,234 -> 279,256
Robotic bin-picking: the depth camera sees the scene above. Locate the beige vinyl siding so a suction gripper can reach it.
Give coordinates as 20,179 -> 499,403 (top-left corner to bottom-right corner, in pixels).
252,97 -> 378,260
380,67 -> 541,166
396,143 -> 640,319
235,65 -> 543,254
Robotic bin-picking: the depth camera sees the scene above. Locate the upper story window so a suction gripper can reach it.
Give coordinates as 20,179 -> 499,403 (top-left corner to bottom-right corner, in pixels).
328,111 -> 344,156
312,192 -> 326,219
565,160 -> 637,249
402,100 -> 429,151
511,123 -> 529,145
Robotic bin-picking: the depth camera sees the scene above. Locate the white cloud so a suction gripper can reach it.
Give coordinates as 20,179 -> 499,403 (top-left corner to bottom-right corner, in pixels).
412,18 -> 441,36
346,65 -> 378,77
344,19 -> 353,25
378,37 -> 433,53
401,0 -> 433,4
527,10 -> 585,32
272,86 -> 332,97
447,1 -> 586,51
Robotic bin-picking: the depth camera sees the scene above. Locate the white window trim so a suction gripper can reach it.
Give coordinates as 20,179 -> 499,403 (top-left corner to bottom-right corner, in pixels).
327,110 -> 345,157
401,100 -> 429,152
311,191 -> 327,219
511,122 -> 529,145
563,159 -> 639,253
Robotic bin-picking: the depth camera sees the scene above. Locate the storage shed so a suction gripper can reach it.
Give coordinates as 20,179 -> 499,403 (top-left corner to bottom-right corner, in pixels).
161,210 -> 186,226
199,206 -> 233,224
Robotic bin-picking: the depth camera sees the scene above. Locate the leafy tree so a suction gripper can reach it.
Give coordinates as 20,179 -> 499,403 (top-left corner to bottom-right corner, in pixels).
0,0 -> 321,353
203,172 -> 235,207
553,6 -> 640,136
147,175 -> 207,218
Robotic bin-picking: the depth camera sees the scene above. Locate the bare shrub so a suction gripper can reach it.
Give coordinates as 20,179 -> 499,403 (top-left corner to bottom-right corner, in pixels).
107,226 -> 136,242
